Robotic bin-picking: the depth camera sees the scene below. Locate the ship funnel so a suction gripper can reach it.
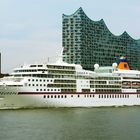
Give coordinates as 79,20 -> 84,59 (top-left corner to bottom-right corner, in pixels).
117,56 -> 130,70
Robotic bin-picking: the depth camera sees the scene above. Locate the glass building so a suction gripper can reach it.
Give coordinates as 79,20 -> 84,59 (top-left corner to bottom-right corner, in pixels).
62,7 -> 140,70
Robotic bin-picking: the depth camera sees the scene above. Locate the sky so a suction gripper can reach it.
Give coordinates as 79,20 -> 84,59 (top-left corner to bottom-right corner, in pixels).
0,0 -> 140,73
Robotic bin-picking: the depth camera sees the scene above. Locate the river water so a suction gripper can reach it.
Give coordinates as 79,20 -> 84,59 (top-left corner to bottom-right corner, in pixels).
0,107 -> 140,140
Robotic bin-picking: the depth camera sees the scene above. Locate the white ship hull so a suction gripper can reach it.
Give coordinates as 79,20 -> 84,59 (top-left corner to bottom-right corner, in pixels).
0,57 -> 140,109
1,92 -> 140,109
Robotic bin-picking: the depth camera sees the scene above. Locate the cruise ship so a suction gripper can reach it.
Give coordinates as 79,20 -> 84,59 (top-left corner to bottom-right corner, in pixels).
0,56 -> 140,109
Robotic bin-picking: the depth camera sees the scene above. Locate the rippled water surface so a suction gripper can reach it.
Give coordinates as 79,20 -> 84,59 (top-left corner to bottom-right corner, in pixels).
0,107 -> 140,140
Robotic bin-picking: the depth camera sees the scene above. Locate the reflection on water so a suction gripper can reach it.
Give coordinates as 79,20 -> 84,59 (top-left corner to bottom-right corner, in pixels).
0,107 -> 140,140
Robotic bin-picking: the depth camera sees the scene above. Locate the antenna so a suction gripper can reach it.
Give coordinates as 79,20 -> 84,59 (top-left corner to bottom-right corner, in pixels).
56,47 -> 64,63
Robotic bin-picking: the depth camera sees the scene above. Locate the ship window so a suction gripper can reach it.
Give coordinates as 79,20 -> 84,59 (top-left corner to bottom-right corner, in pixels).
90,95 -> 92,97
32,84 -> 35,86
65,95 -> 67,98
47,89 -> 50,91
43,95 -> 46,98
40,89 -> 42,91
28,84 -> 31,86
47,95 -> 49,98
32,79 -> 34,81
36,79 -> 38,81
78,95 -> 80,98
38,65 -> 43,67
58,95 -> 60,98
36,84 -> 38,86
54,95 -> 57,98
44,84 -> 46,86
28,79 -> 30,81
61,95 -> 63,98
40,84 -> 42,86
51,95 -> 53,98
71,95 -> 73,97
43,80 -> 45,82
44,89 -> 46,91
40,79 -> 42,82
36,89 -> 38,91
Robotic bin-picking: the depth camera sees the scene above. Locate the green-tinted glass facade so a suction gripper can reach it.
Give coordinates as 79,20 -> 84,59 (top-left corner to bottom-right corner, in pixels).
62,7 -> 140,70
